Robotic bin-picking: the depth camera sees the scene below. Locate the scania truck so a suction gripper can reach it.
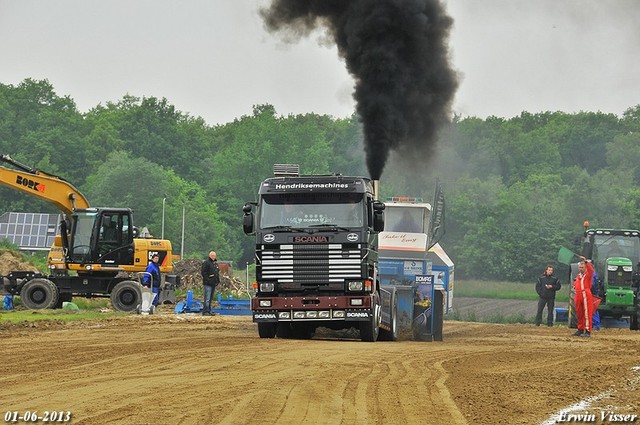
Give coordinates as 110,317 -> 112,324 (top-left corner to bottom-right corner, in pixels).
242,165 -> 397,341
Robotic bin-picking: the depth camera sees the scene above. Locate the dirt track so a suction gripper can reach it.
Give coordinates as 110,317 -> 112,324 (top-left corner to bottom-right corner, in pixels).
1,312 -> 639,425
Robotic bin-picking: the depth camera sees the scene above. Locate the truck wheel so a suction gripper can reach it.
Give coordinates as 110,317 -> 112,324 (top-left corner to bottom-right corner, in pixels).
360,294 -> 381,342
378,293 -> 398,341
258,322 -> 277,338
110,280 -> 142,312
20,278 -> 59,309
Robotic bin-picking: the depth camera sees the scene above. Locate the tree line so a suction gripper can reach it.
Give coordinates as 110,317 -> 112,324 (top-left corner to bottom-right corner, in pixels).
2,78 -> 639,282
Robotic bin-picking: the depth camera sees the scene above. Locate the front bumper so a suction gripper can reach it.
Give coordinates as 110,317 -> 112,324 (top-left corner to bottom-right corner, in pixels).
252,295 -> 373,322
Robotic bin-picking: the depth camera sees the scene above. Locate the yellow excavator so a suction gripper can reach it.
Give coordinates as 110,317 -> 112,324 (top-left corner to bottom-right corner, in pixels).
0,154 -> 174,311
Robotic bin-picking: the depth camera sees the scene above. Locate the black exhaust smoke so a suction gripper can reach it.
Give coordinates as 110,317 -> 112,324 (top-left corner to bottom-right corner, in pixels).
260,0 -> 458,180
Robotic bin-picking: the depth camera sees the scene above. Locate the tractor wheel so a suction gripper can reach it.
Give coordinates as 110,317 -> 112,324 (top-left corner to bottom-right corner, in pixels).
568,286 -> 577,328
360,293 -> 381,342
20,278 -> 59,309
110,280 -> 142,312
378,292 -> 398,341
258,322 -> 277,338
631,312 -> 639,331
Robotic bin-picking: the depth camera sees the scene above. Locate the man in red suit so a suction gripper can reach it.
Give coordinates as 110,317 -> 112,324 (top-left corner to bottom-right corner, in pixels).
573,256 -> 594,337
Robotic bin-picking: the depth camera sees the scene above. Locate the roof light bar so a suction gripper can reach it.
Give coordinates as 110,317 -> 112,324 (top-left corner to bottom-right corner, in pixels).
385,196 -> 423,203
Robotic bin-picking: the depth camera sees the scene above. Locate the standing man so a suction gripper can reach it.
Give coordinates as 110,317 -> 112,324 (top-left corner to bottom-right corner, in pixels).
573,256 -> 595,337
143,254 -> 162,307
535,265 -> 561,326
200,251 -> 220,316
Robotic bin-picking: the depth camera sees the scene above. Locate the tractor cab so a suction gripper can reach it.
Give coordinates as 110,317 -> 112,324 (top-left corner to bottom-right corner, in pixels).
580,229 -> 640,291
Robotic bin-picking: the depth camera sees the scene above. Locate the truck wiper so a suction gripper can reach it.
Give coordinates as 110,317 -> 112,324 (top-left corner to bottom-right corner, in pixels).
308,224 -> 353,232
262,225 -> 294,232
262,225 -> 308,232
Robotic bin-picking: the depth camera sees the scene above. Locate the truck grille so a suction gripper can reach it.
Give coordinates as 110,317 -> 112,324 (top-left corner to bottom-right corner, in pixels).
257,243 -> 364,290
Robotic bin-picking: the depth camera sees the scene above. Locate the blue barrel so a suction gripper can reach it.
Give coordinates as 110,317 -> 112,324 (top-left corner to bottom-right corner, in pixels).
555,308 -> 568,322
3,294 -> 13,310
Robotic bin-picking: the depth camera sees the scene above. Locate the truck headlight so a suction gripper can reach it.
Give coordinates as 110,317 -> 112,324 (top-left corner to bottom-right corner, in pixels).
259,282 -> 275,292
259,300 -> 272,307
350,298 -> 363,306
348,281 -> 363,291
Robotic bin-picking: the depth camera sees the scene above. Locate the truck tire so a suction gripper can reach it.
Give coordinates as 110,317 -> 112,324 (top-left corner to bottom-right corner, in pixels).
433,290 -> 444,341
110,280 -> 142,312
258,322 -> 277,338
360,293 -> 381,342
20,278 -> 59,309
378,293 -> 398,341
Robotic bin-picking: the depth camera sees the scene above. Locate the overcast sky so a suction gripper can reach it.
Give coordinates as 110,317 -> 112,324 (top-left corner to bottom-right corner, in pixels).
1,0 -> 638,126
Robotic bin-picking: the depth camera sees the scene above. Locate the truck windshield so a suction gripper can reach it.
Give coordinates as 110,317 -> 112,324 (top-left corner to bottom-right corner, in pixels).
384,206 -> 425,233
260,194 -> 365,230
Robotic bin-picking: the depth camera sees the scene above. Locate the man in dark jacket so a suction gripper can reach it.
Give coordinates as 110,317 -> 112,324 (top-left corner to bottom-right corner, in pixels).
200,251 -> 220,316
535,265 -> 562,326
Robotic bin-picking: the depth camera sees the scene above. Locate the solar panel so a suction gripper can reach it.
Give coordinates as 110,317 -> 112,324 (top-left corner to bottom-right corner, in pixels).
0,212 -> 60,250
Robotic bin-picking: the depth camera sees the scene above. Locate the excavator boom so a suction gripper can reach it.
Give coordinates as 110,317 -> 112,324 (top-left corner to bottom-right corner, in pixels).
0,154 -> 90,215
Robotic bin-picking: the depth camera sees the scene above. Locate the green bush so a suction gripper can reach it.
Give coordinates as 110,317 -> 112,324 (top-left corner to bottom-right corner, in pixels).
0,238 -> 19,250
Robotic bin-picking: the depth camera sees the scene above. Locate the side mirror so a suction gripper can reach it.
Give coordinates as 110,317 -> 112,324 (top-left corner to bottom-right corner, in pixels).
372,201 -> 385,232
243,203 -> 255,235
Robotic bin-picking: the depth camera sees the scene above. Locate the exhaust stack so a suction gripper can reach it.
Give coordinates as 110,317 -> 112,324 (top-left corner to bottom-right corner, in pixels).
373,180 -> 380,201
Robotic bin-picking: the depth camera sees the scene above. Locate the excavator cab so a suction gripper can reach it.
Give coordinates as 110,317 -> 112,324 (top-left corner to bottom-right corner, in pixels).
67,208 -> 135,265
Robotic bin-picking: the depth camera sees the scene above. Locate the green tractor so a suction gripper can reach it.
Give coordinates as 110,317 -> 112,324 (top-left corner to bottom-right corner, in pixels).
599,256 -> 639,330
569,228 -> 640,330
